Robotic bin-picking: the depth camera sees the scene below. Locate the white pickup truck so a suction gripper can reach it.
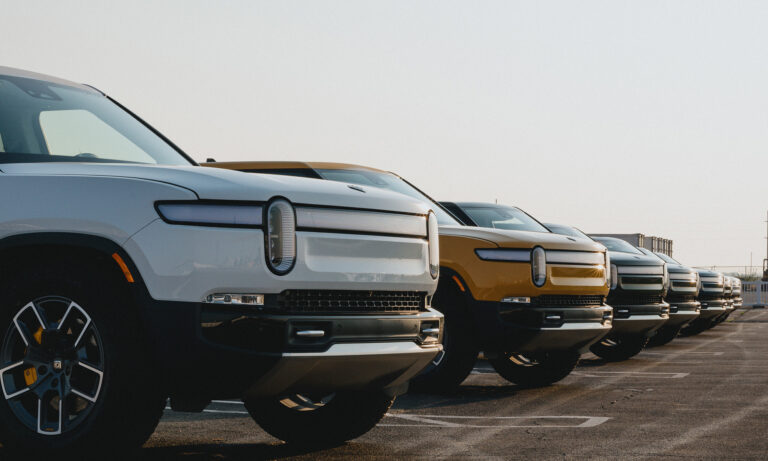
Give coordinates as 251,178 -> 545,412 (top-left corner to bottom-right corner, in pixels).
0,67 -> 442,454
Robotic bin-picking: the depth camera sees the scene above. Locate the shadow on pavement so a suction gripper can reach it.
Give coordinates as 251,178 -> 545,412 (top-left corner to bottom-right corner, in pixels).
401,383 -> 520,409
0,442 -> 349,461
137,443 -> 337,461
576,357 -> 608,367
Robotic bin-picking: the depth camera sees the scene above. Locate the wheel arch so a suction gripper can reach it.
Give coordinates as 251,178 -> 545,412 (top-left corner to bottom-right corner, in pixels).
0,232 -> 151,303
437,265 -> 476,303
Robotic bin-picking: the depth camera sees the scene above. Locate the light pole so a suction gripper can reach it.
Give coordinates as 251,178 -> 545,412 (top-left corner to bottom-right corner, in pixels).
764,210 -> 768,281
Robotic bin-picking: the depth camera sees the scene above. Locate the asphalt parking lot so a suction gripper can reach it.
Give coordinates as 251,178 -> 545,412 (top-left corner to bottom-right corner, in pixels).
8,309 -> 768,460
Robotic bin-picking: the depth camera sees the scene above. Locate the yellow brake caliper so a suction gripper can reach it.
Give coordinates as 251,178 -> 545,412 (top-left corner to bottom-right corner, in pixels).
23,327 -> 43,386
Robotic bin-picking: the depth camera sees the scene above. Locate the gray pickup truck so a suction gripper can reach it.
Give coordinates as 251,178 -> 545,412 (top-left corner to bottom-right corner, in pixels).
639,250 -> 701,346
681,270 -> 726,335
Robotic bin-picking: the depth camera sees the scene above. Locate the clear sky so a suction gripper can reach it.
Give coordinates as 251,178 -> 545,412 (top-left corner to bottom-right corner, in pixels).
3,1 -> 766,269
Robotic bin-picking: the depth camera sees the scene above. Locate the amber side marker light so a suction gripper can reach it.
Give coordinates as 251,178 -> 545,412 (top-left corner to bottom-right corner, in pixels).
452,275 -> 465,292
112,253 -> 135,283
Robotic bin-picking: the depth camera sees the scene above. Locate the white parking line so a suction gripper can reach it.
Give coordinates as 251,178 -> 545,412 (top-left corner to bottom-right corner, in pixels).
471,367 -> 495,374
640,351 -> 723,356
166,404 -> 611,429
203,409 -> 249,415
381,414 -> 610,428
572,371 -> 689,379
165,406 -> 249,415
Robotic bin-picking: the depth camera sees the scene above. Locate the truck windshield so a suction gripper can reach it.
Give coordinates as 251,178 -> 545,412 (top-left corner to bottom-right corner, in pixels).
545,223 -> 592,240
0,73 -> 191,165
655,252 -> 681,265
315,169 -> 460,225
591,237 -> 643,255
457,204 -> 549,233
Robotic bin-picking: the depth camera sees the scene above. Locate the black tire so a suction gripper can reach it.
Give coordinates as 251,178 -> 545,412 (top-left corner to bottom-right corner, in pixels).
245,391 -> 394,445
0,259 -> 165,455
646,326 -> 682,347
489,350 -> 580,388
589,335 -> 648,361
410,279 -> 478,393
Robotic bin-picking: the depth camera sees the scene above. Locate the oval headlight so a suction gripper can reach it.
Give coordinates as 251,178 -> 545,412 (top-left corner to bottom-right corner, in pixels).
265,199 -> 296,275
604,251 -> 611,285
427,211 -> 439,279
610,264 -> 618,290
531,247 -> 546,287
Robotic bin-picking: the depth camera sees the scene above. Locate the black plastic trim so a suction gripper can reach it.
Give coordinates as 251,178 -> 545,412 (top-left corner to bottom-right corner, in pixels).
295,201 -> 428,218
106,95 -> 199,166
296,227 -> 427,240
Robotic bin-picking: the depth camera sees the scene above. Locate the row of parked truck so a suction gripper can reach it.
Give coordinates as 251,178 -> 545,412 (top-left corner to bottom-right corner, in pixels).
0,66 -> 740,455
205,162 -> 743,387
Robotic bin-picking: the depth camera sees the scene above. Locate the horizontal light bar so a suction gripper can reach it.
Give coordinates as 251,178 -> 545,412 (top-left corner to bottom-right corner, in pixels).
205,293 -> 265,305
546,251 -> 604,265
476,248 -> 530,262
157,203 -> 263,226
296,207 -> 427,237
616,265 -> 663,275
669,272 -> 697,282
700,276 -> 723,284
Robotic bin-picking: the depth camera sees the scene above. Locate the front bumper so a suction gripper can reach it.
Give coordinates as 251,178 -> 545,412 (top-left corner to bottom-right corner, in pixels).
245,342 -> 439,398
664,300 -> 701,328
143,300 -> 443,399
698,299 -> 727,319
610,302 -> 670,336
474,301 -> 613,354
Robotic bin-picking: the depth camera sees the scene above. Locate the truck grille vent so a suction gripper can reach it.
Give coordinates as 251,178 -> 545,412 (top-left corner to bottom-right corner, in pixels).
671,280 -> 697,288
666,294 -> 697,303
278,290 -> 426,314
532,295 -> 605,307
699,292 -> 724,302
608,294 -> 664,306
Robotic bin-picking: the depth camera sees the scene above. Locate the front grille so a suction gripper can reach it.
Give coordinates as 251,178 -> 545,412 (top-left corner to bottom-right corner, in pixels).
620,276 -> 663,285
666,294 -> 696,303
671,280 -> 697,289
278,290 -> 426,314
532,295 -> 604,307
608,294 -> 664,306
698,292 -> 724,301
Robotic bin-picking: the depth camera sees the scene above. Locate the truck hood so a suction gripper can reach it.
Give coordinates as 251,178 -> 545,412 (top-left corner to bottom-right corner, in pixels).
0,163 -> 430,215
439,225 -> 606,252
609,250 -> 664,267
667,263 -> 696,275
696,269 -> 722,278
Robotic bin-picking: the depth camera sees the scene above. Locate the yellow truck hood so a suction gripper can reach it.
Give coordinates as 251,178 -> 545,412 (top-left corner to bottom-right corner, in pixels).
438,225 -> 605,252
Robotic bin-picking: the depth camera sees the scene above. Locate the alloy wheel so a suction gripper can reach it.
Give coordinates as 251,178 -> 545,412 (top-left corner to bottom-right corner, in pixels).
0,296 -> 104,435
278,393 -> 336,412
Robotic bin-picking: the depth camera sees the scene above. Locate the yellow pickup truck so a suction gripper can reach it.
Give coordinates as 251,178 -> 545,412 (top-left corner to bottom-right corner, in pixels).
204,162 -> 612,390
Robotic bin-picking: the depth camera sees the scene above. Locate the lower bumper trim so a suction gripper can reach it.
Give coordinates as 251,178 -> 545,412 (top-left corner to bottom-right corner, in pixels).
246,342 -> 441,398
611,314 -> 669,336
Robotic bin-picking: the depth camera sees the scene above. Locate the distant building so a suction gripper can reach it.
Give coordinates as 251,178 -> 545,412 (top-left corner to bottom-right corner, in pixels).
594,233 -> 674,256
